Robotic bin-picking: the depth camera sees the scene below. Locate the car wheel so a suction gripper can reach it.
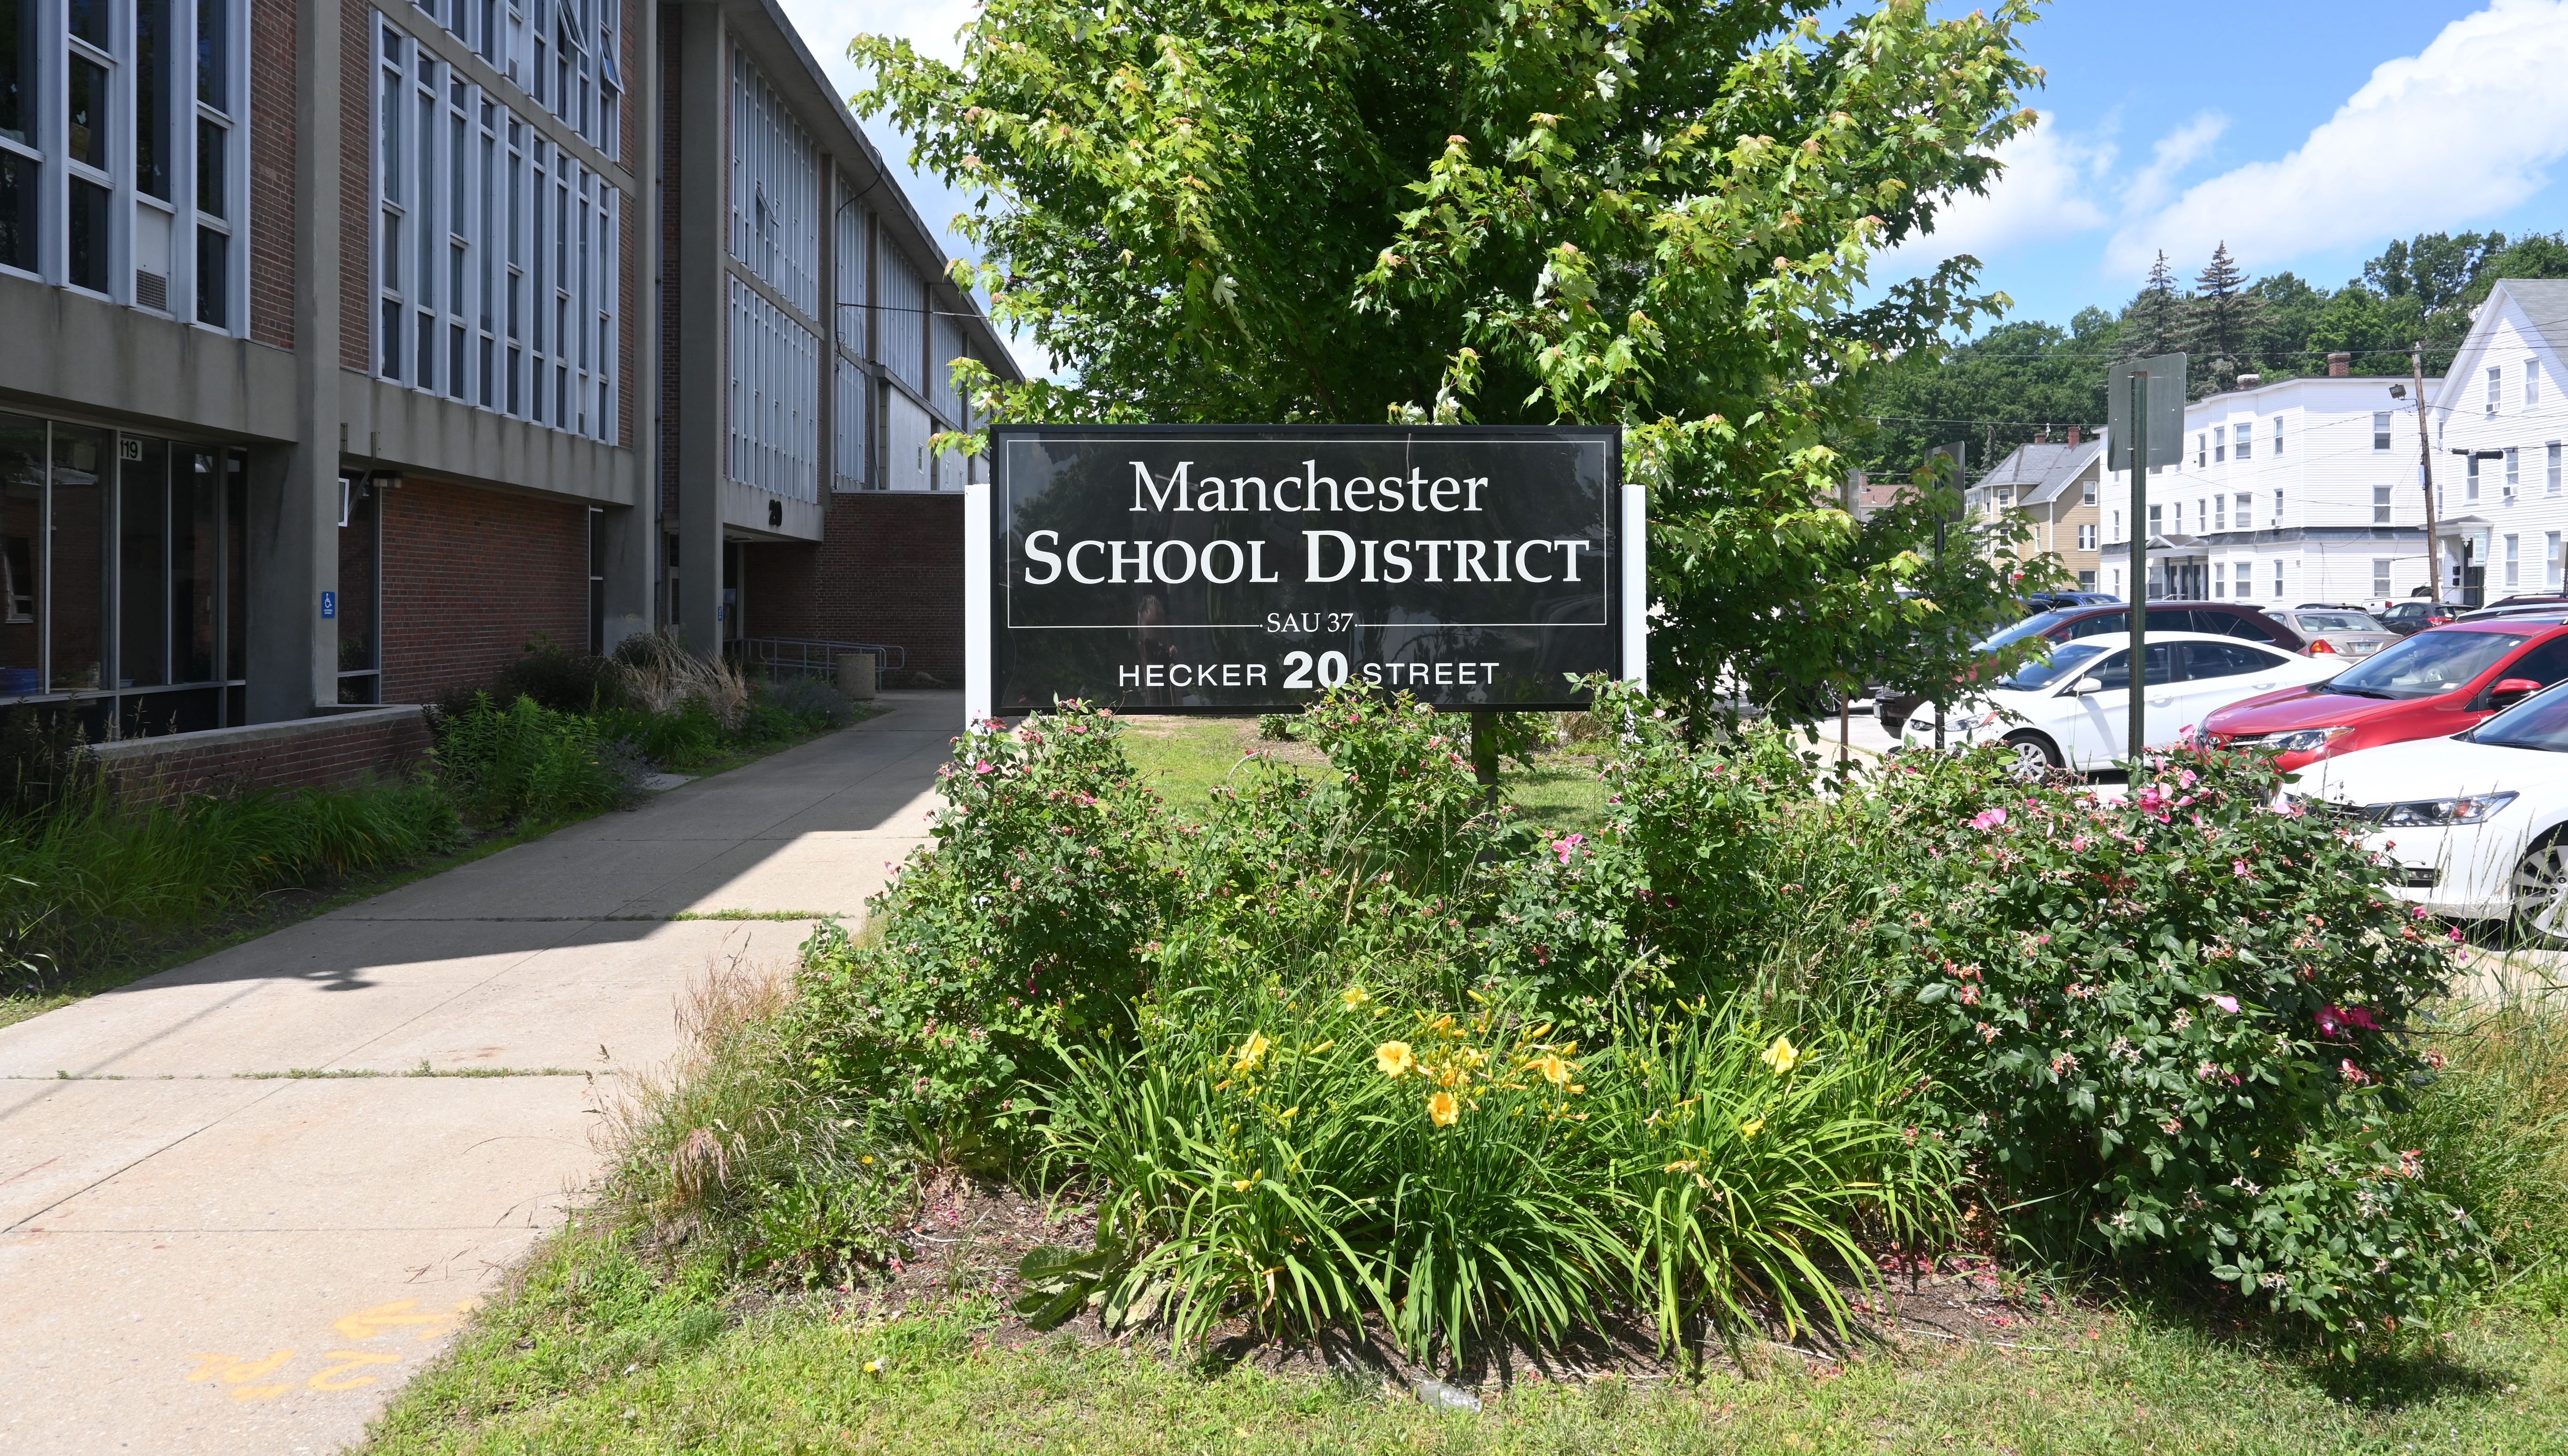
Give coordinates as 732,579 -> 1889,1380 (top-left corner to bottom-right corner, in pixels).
2511,835 -> 2568,948
2000,732 -> 2062,781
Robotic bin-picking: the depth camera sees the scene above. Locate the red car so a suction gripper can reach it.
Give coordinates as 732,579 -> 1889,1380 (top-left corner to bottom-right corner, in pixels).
2203,613 -> 2568,770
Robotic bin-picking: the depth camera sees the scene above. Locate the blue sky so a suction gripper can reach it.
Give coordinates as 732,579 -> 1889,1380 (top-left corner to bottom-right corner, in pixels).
1873,0 -> 2568,328
776,0 -> 2568,365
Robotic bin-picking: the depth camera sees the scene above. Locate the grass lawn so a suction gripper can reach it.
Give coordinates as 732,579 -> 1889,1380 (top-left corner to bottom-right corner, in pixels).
362,1224 -> 2568,1456
1116,714 -> 1608,832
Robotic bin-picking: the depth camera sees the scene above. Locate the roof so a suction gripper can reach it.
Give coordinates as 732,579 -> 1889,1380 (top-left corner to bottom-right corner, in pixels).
2022,436 -> 2104,506
2487,278 -> 2568,352
1975,440 -> 2085,493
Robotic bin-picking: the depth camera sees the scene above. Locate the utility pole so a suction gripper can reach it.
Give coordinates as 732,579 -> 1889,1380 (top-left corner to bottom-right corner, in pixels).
2413,341 -> 2444,610
2126,368 -> 2151,765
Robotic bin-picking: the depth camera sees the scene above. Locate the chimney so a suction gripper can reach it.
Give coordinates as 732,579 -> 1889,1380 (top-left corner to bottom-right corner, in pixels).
2327,351 -> 2352,378
2034,428 -> 2050,445
2067,425 -> 2082,446
2236,373 -> 2260,390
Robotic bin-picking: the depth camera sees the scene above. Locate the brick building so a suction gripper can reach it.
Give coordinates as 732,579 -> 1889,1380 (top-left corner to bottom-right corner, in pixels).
0,0 -> 1009,767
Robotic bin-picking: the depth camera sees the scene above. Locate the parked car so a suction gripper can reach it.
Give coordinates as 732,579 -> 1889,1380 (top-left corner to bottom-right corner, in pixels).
2288,681 -> 2568,943
2378,599 -> 2459,636
2203,613 -> 2568,773
2018,590 -> 2120,616
2264,607 -> 2398,660
1875,602 -> 2310,731
1899,631 -> 2341,779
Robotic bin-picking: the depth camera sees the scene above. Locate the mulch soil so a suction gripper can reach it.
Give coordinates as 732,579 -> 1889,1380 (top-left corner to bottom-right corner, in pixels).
806,1173 -> 2104,1396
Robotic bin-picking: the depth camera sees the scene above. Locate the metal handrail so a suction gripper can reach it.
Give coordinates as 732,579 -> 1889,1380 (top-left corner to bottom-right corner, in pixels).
727,636 -> 909,677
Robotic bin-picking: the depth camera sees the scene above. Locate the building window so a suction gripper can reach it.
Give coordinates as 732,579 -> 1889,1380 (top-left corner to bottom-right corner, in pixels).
2373,484 -> 2392,524
2489,365 -> 2503,415
2082,478 -> 2095,505
374,16 -> 618,442
1,412 -> 248,718
2110,509 -> 2120,541
2148,503 -> 2162,535
2373,411 -> 2392,451
2552,531 -> 2563,589
2196,433 -> 2205,468
2272,416 -> 2284,456
2235,492 -> 2252,531
877,241 -> 926,397
2468,454 -> 2482,502
2076,522 -> 2096,551
2212,561 -> 2225,598
2507,446 -> 2521,501
726,276 -> 818,503
2529,357 -> 2542,408
2077,569 -> 2095,591
1994,486 -> 2011,508
2272,559 -> 2284,598
2372,558 -> 2392,599
0,0 -> 242,319
2234,422 -> 2252,461
2214,430 -> 2225,464
2507,533 -> 2521,588
729,52 -> 817,317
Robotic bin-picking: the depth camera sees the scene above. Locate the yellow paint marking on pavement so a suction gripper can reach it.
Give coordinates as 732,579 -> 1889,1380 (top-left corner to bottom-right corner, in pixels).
186,1350 -> 298,1401
333,1298 -> 479,1342
309,1350 -> 403,1390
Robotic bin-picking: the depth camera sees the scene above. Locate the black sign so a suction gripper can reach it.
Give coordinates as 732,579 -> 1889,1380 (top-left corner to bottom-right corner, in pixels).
975,425 -> 1632,713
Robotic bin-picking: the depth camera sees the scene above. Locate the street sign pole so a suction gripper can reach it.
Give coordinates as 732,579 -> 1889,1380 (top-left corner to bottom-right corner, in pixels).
2127,368 -> 2149,769
2108,352 -> 2183,776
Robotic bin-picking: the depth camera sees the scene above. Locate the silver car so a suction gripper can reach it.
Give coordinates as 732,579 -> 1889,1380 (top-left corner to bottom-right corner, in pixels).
2267,607 -> 2398,660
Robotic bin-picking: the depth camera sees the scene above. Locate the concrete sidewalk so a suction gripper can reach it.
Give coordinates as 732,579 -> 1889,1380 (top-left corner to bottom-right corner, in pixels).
0,691 -> 960,1455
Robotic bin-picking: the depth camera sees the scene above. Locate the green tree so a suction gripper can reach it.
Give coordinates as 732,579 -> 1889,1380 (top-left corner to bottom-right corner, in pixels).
2122,250 -> 2185,359
1854,311 -> 2116,478
858,0 -> 2051,723
2183,242 -> 2265,395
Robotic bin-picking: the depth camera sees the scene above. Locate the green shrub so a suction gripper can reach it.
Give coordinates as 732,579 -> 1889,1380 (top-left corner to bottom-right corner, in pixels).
434,693 -> 642,826
792,705 -> 1177,1158
604,966 -> 910,1284
2396,999 -> 2568,1315
1855,738 -> 2486,1352
756,676 -> 857,731
1604,1004 -> 1956,1355
1034,977 -> 1950,1362
490,635 -> 634,714
0,775 -> 462,981
596,698 -> 727,771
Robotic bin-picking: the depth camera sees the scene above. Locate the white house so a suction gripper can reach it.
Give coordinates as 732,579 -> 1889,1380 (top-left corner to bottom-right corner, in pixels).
2426,279 -> 2568,606
2095,358 -> 2435,607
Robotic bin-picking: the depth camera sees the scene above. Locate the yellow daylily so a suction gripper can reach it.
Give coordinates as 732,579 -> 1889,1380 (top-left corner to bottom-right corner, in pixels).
1231,1031 -> 1272,1075
1761,1035 -> 1802,1076
1376,1041 -> 1416,1078
1340,985 -> 1370,1008
1427,1090 -> 1460,1126
1739,1117 -> 1766,1140
1527,1052 -> 1572,1088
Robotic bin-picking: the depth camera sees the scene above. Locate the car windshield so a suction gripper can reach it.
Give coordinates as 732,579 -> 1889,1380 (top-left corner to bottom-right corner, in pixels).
2320,629 -> 2529,699
2469,683 -> 2568,750
1996,640 -> 2106,691
1979,611 -> 2076,652
2293,611 -> 2380,633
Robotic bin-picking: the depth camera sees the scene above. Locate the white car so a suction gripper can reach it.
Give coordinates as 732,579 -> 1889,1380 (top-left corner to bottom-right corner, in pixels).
1902,630 -> 2343,778
2290,683 -> 2568,941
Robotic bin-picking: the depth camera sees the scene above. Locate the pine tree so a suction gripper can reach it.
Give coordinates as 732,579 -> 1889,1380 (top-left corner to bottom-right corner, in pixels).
2122,251 -> 2185,358
2185,242 -> 2267,392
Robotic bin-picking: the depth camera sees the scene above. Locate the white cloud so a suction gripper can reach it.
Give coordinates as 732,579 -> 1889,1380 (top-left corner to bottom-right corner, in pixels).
2105,0 -> 2568,276
2122,112 -> 2225,218
1872,116 -> 2112,280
